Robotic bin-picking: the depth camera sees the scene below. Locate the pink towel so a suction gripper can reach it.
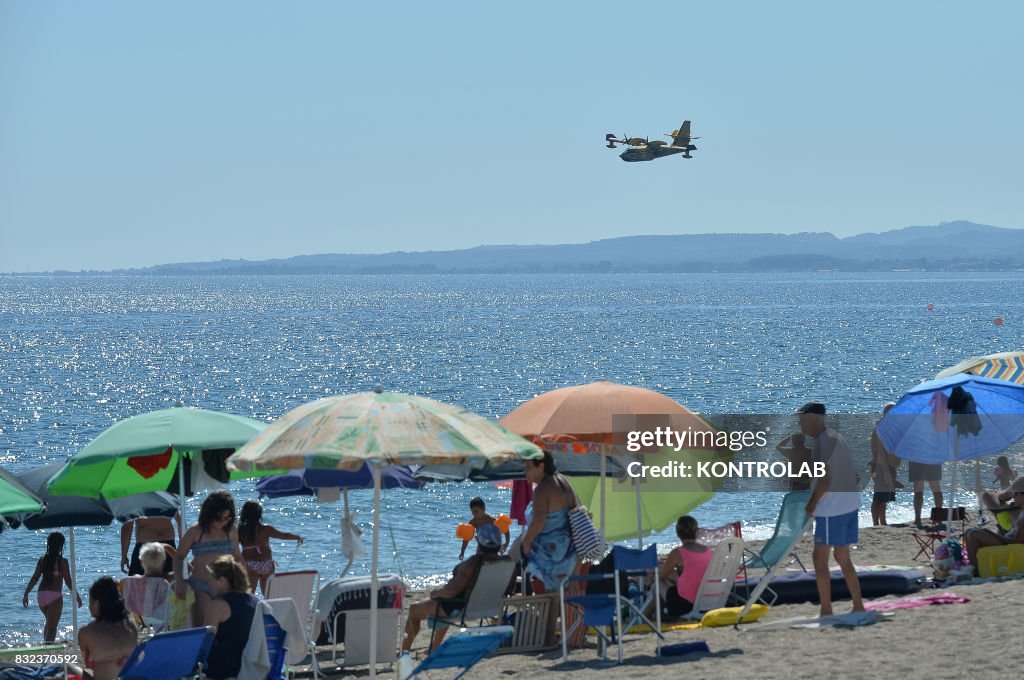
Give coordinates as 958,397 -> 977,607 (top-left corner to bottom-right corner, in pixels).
510,479 -> 533,526
864,592 -> 970,610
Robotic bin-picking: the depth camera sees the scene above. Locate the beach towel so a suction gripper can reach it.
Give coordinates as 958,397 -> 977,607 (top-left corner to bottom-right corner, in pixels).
748,610 -> 880,631
525,506 -> 577,590
510,479 -> 532,526
121,575 -> 170,629
167,588 -> 195,630
863,592 -> 971,610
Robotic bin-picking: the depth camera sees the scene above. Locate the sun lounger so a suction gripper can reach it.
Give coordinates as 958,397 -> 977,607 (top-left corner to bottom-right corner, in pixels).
408,626 -> 513,680
118,625 -> 215,680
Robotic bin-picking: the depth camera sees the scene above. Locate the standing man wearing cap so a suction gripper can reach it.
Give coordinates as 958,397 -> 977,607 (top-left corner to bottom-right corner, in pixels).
798,401 -> 865,617
401,524 -> 510,652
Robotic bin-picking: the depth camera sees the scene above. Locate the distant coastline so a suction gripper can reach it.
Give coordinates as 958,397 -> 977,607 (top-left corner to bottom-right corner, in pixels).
8,220 -> 1024,275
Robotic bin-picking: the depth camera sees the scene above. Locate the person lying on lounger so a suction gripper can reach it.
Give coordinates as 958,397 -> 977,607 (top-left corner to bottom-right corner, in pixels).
966,478 -> 1024,576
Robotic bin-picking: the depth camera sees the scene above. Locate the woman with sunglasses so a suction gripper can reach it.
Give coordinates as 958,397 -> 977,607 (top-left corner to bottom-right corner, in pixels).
173,490 -> 242,625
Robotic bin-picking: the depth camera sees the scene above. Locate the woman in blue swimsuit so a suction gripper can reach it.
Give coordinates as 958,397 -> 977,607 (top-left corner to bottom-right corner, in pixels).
173,490 -> 241,625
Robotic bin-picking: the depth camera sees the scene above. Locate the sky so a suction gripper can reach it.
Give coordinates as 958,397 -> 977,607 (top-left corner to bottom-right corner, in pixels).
2,1 -> 1023,272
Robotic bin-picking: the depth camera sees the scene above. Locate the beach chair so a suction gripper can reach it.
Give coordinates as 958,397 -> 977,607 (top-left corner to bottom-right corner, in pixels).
913,507 -> 968,561
121,575 -> 171,632
335,608 -> 401,668
428,559 -> 516,653
266,572 -> 321,678
118,625 -> 216,680
559,544 -> 664,664
682,537 -> 745,620
265,597 -> 320,678
408,626 -> 513,680
733,510 -> 813,625
264,613 -> 287,680
976,544 -> 1024,578
740,490 -> 810,603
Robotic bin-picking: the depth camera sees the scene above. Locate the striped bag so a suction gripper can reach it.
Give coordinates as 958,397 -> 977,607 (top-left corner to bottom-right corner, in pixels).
568,505 -> 605,561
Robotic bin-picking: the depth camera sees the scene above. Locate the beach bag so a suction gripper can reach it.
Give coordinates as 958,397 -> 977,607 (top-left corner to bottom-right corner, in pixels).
568,505 -> 605,561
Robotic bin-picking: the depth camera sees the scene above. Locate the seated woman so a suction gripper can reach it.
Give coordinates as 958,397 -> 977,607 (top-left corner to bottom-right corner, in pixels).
658,516 -> 713,618
204,555 -> 259,680
966,478 -> 1024,575
77,576 -> 139,680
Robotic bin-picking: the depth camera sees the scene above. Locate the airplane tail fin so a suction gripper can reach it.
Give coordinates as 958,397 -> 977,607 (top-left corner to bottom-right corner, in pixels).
670,120 -> 692,147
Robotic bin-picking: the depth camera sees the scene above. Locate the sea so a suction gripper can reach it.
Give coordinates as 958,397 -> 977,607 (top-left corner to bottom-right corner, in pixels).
1,272 -> 1021,646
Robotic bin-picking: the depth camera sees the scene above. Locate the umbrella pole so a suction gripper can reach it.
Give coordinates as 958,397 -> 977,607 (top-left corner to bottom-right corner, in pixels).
634,476 -> 643,550
599,454 -> 607,538
177,452 -> 187,527
369,466 -> 381,678
69,526 -> 78,644
949,435 -> 959,526
341,489 -> 354,578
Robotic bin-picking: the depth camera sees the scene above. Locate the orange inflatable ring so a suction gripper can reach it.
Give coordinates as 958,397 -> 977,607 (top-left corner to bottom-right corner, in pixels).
456,523 -> 475,541
494,514 -> 512,533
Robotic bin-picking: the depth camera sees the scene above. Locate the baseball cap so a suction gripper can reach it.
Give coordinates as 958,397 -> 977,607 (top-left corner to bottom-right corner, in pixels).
795,401 -> 826,415
476,524 -> 502,549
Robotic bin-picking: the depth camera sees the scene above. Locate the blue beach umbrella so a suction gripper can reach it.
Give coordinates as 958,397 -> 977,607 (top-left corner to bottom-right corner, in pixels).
876,374 -> 1024,517
255,465 -> 421,498
256,465 -> 423,577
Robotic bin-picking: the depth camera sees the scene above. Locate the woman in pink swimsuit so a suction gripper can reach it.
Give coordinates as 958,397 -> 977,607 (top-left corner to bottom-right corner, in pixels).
237,500 -> 303,594
658,516 -> 714,618
22,531 -> 82,642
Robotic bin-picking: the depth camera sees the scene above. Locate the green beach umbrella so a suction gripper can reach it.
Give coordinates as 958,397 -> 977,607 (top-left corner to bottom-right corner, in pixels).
228,387 -> 542,678
0,465 -> 44,519
47,407 -> 269,502
566,448 -> 718,543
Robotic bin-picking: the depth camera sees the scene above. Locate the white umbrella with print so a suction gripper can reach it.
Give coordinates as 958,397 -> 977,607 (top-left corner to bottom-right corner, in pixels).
227,387 -> 542,677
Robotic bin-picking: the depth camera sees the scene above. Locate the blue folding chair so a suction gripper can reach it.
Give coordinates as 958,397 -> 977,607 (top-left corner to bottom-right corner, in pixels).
409,626 -> 513,680
118,626 -> 216,680
559,544 -> 663,663
264,613 -> 287,680
740,490 -> 811,604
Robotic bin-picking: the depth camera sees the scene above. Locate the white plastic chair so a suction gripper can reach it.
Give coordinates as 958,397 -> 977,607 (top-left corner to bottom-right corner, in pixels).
266,570 -> 321,677
682,536 -> 745,620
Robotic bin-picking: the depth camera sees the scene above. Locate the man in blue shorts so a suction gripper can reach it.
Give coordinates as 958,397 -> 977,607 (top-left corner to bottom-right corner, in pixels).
799,401 -> 865,617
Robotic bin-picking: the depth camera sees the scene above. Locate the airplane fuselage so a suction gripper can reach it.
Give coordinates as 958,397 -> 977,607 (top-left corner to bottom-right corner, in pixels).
619,144 -> 697,162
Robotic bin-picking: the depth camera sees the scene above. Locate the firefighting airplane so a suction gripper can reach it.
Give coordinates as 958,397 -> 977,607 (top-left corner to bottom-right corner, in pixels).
605,120 -> 698,162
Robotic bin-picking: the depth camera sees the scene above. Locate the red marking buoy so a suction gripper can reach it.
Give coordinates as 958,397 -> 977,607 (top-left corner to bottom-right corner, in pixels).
927,303 -> 935,311
994,317 -> 1004,326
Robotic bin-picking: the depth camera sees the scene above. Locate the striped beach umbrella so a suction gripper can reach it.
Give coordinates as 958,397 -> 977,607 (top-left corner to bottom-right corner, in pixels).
936,351 -> 1024,384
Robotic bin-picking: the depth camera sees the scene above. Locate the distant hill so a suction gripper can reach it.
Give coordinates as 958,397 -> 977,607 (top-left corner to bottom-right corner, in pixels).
25,220 -> 1024,274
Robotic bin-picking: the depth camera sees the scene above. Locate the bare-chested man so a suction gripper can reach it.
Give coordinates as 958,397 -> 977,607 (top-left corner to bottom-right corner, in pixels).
121,514 -> 182,576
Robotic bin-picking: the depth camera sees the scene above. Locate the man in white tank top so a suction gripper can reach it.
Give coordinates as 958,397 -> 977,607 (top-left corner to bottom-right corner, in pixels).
799,401 -> 865,617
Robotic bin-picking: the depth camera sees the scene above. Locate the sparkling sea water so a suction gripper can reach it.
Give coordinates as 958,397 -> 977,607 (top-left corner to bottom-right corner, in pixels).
1,272 -> 1021,645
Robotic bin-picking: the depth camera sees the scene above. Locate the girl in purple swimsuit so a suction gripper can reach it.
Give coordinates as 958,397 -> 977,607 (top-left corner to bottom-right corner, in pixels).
22,532 -> 82,642
238,500 -> 303,595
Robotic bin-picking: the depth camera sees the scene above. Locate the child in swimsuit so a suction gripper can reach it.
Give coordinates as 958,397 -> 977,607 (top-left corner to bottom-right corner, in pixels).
238,500 -> 303,594
22,531 -> 82,642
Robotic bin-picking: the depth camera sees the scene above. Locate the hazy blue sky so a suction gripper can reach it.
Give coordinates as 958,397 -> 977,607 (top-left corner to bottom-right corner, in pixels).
2,1 -> 1022,271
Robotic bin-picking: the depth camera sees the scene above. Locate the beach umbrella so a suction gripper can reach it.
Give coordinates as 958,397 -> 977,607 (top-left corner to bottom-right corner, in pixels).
45,406 -> 269,523
0,466 -> 44,520
227,387 -> 542,677
257,465 -> 422,576
935,351 -> 1024,383
9,462 -> 180,641
500,381 -> 720,543
565,451 -> 715,542
876,374 -> 1024,519
935,351 -> 1024,501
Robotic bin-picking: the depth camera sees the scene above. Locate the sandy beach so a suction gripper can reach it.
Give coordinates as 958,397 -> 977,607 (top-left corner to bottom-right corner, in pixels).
336,522 -> 1015,680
